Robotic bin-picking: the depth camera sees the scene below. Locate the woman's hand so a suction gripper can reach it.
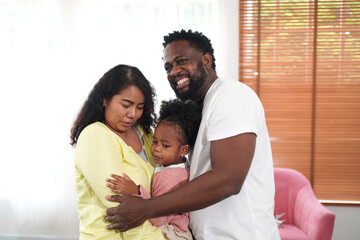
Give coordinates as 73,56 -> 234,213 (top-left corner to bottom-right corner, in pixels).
106,173 -> 140,195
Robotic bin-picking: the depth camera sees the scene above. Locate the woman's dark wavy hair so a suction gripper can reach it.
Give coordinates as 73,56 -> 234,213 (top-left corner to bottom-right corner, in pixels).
158,99 -> 201,148
70,64 -> 156,146
163,29 -> 216,71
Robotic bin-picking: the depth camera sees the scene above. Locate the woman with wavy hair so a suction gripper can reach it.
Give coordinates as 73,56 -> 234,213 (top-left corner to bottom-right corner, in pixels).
70,64 -> 164,239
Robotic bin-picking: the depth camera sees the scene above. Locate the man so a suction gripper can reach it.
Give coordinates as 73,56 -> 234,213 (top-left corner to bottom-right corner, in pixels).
106,30 -> 280,239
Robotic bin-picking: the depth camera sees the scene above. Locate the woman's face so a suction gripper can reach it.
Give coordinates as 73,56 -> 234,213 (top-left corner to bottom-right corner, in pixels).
104,85 -> 145,134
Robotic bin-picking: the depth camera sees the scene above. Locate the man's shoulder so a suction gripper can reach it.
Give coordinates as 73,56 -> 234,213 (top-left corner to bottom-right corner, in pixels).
214,78 -> 252,92
207,78 -> 258,103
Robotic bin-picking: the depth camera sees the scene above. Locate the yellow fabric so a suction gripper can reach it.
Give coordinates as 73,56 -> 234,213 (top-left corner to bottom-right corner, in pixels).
74,122 -> 164,240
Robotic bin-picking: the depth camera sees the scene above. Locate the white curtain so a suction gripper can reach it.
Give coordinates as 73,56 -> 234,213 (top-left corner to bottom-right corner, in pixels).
0,0 -> 238,238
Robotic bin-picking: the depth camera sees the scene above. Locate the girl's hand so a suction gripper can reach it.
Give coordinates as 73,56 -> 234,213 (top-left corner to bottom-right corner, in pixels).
106,173 -> 140,195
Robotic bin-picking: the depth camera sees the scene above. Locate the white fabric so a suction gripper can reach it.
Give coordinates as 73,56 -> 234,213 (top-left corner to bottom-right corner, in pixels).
155,161 -> 190,173
189,78 -> 280,240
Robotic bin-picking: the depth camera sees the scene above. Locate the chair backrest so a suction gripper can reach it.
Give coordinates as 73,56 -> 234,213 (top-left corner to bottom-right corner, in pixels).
274,167 -> 312,224
274,168 -> 335,240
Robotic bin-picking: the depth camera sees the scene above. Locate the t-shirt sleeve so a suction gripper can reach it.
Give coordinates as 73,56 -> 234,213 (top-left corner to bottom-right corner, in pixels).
206,83 -> 264,141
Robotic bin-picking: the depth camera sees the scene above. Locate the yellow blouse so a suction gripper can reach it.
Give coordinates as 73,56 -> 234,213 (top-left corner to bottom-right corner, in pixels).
74,122 -> 164,240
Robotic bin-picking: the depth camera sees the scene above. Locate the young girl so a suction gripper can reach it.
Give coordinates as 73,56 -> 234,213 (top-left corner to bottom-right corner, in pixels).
106,99 -> 201,240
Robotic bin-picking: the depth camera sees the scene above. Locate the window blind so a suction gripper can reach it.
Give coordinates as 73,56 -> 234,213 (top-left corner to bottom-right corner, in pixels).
239,0 -> 360,202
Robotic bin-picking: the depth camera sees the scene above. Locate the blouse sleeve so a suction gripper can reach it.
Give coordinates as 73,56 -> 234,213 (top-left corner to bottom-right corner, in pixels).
75,125 -> 126,208
75,124 -> 165,239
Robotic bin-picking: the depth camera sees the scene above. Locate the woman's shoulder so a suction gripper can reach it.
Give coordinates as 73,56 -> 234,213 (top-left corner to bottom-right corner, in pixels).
78,122 -> 113,143
81,121 -> 106,134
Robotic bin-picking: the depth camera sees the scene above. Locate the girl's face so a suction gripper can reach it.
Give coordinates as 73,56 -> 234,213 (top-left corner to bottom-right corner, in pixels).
104,85 -> 145,135
151,120 -> 190,167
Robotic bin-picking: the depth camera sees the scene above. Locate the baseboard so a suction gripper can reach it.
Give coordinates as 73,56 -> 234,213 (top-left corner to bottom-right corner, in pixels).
0,236 -> 76,240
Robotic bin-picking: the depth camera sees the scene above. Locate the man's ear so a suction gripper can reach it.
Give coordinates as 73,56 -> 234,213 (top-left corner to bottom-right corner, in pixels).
103,98 -> 107,107
202,52 -> 213,70
180,144 -> 190,157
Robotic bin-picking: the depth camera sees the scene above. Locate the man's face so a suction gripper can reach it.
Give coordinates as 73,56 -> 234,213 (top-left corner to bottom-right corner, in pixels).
163,40 -> 208,101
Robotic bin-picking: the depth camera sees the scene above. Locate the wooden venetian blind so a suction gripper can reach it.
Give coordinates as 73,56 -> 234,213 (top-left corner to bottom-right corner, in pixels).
239,0 -> 360,202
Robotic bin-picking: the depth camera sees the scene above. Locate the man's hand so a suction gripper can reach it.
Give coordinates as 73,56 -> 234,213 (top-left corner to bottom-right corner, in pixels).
105,194 -> 150,231
105,133 -> 256,232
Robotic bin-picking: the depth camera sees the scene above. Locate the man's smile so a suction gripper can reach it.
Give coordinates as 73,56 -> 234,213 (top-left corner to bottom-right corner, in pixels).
176,77 -> 190,90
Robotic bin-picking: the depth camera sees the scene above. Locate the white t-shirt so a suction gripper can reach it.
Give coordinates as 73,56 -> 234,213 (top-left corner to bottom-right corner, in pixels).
189,78 -> 280,240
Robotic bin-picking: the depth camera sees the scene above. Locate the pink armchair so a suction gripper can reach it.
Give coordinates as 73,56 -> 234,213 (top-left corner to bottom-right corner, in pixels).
274,168 -> 335,240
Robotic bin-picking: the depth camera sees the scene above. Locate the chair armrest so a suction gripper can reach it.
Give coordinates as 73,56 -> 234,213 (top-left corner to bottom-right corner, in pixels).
294,187 -> 335,240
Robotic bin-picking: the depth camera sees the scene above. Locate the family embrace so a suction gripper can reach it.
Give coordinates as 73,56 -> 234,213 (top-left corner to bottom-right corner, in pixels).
70,30 -> 280,240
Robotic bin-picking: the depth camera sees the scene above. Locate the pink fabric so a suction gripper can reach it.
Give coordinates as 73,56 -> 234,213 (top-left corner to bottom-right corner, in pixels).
278,224 -> 309,240
274,168 -> 335,240
138,167 -> 190,232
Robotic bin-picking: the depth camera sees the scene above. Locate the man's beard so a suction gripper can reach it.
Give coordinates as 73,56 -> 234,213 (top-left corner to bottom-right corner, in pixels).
172,62 -> 208,101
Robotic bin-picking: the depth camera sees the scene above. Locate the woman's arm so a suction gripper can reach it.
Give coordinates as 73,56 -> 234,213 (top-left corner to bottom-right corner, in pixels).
76,125 -> 127,208
76,124 -> 165,239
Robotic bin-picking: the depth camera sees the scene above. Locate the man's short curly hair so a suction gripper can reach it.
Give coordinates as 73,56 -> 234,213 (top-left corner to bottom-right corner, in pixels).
158,99 -> 201,148
163,29 -> 216,71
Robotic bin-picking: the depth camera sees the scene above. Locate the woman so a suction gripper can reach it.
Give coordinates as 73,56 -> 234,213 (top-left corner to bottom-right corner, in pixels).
70,64 -> 164,239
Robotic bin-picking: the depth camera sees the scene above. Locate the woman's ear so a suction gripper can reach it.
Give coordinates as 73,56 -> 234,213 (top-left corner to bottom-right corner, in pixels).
201,52 -> 213,70
180,144 -> 190,157
103,98 -> 107,107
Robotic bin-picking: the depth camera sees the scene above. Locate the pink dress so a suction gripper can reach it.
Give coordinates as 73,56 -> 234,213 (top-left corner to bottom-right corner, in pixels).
138,162 -> 190,233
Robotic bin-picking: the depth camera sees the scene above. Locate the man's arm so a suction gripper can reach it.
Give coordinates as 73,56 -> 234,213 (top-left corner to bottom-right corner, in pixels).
106,133 -> 256,231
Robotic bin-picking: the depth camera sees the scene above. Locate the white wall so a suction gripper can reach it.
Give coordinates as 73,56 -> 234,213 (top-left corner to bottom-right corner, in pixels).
213,0 -> 239,81
0,0 -> 239,239
326,205 -> 360,240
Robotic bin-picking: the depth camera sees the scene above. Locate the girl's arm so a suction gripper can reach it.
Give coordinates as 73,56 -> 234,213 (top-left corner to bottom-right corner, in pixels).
106,173 -> 140,195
